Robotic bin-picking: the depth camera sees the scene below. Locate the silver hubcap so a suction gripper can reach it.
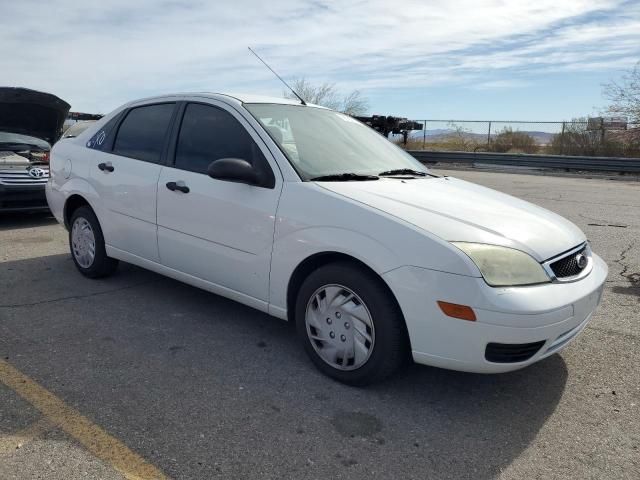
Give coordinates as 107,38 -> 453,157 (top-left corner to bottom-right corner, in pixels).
71,217 -> 96,269
305,284 -> 375,371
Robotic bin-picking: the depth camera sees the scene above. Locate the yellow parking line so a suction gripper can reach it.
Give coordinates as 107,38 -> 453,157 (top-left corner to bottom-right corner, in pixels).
0,359 -> 167,480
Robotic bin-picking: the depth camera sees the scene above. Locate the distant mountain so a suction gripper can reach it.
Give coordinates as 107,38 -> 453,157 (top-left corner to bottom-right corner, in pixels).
393,128 -> 555,145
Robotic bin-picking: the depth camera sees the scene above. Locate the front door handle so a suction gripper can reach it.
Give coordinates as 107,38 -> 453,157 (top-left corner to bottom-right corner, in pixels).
166,181 -> 190,193
98,162 -> 114,172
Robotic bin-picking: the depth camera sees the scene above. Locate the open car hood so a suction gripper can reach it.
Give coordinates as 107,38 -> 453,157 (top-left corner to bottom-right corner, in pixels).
0,87 -> 71,144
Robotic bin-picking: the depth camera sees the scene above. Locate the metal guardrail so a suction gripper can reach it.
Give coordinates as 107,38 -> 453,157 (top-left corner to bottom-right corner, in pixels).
408,150 -> 640,173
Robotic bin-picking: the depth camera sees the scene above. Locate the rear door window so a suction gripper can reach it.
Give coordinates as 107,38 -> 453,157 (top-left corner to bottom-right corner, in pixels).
112,103 -> 175,163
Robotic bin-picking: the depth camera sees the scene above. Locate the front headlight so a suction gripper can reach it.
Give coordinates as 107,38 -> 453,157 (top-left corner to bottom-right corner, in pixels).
452,242 -> 550,287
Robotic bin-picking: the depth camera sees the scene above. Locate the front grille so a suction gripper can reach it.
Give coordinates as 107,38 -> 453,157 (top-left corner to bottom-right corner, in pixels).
0,196 -> 47,209
485,341 -> 545,363
0,167 -> 49,185
550,246 -> 587,278
0,188 -> 47,210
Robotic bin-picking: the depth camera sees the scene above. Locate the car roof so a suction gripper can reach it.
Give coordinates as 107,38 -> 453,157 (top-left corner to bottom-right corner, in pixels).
126,92 -> 326,109
219,93 -> 313,105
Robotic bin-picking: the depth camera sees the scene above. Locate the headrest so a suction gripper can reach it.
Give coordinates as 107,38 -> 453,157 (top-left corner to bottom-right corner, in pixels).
266,125 -> 283,143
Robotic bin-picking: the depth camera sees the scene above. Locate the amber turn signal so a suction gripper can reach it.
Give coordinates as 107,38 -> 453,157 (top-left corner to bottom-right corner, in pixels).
437,301 -> 477,321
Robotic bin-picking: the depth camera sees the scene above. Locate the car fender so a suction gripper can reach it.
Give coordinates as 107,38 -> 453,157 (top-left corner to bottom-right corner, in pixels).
268,225 -> 400,318
58,177 -> 105,227
49,139 -> 106,226
268,182 -> 480,318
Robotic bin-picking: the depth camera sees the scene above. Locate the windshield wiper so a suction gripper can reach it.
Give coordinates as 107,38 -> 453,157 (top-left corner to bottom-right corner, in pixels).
378,168 -> 428,177
309,173 -> 379,181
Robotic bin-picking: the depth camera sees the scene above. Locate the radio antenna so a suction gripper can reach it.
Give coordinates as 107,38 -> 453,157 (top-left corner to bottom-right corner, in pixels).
248,47 -> 306,105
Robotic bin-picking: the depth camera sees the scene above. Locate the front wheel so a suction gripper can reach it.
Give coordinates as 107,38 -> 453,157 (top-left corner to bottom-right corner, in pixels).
69,206 -> 118,278
295,262 -> 408,386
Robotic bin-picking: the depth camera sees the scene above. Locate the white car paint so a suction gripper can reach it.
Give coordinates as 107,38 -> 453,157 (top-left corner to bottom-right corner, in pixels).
157,164 -> 280,302
317,176 -> 585,261
90,150 -> 163,262
46,92 -> 607,375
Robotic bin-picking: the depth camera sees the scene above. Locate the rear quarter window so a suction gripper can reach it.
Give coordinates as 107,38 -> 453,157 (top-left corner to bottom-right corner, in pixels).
86,114 -> 122,151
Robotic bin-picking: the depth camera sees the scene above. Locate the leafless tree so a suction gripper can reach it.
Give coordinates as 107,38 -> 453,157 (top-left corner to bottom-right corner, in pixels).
284,78 -> 369,115
549,118 -> 627,156
341,90 -> 370,116
440,123 -> 480,152
603,61 -> 640,125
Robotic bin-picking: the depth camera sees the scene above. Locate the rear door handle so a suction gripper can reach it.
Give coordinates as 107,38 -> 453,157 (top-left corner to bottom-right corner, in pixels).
166,181 -> 190,193
98,162 -> 114,172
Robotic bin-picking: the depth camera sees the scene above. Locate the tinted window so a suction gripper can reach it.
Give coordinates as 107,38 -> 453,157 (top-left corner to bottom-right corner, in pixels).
86,115 -> 120,151
113,104 -> 175,163
175,104 -> 272,180
63,121 -> 94,139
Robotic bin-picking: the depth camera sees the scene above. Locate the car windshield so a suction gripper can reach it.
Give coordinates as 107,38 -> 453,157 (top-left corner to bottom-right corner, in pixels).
244,104 -> 429,180
0,131 -> 50,149
61,121 -> 95,139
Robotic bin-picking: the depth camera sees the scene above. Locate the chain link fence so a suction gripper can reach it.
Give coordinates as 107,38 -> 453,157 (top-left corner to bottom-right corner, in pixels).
394,120 -> 640,158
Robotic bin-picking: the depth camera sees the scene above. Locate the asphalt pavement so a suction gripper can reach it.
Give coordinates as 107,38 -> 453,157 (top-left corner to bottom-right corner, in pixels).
0,168 -> 638,479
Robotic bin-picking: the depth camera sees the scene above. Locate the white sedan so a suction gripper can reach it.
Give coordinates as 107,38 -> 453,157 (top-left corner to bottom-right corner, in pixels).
46,93 -> 607,385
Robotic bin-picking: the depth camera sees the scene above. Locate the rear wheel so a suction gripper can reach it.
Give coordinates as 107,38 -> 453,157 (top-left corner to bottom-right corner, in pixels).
69,206 -> 118,278
295,262 -> 407,385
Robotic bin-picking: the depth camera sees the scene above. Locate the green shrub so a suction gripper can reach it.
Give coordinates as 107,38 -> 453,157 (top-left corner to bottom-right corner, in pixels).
488,128 -> 538,153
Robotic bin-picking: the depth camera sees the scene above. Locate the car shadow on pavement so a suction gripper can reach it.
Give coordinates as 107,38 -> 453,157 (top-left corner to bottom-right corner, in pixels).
0,253 -> 568,480
368,354 -> 568,477
611,283 -> 640,299
0,211 -> 56,232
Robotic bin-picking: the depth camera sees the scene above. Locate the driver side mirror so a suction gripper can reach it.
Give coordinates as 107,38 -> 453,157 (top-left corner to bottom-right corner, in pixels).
207,158 -> 258,185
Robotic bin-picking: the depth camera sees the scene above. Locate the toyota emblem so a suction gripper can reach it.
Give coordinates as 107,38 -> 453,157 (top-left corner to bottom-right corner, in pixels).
576,253 -> 588,269
28,167 -> 46,178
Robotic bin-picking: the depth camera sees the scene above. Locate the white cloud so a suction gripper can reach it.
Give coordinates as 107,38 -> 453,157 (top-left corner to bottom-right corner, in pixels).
471,80 -> 532,90
0,0 -> 638,112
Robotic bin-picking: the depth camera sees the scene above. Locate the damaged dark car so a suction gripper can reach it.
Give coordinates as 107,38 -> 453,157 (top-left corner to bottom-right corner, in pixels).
0,87 -> 70,212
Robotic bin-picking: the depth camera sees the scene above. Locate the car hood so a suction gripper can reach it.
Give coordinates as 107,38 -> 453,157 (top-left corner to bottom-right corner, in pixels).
317,176 -> 585,261
0,87 -> 71,144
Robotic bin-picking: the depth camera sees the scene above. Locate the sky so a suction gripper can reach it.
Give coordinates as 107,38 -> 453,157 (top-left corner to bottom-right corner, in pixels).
1,0 -> 639,120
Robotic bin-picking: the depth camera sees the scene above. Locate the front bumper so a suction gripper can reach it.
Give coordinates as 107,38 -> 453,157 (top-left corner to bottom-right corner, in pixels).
0,183 -> 49,212
383,253 -> 608,373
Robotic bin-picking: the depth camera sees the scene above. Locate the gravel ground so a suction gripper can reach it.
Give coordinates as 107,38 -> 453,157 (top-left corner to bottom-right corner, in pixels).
0,168 -> 638,479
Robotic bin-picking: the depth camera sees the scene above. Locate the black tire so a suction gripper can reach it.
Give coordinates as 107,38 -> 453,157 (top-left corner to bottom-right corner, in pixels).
295,261 -> 408,386
69,206 -> 118,278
